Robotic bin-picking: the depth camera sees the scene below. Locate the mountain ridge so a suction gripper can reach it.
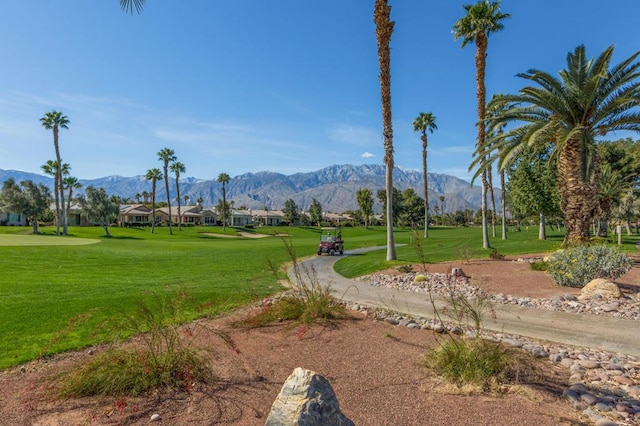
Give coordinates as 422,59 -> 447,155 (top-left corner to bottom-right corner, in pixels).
0,164 -> 494,214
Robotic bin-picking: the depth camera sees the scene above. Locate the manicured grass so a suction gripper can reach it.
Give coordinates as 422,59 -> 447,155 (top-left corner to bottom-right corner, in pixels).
0,225 -> 389,368
334,226 -> 640,278
1,224 -> 636,369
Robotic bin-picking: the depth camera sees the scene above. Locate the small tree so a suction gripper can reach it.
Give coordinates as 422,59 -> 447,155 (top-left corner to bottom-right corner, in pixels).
308,198 -> 323,226
356,188 -> 374,229
283,198 -> 300,225
0,178 -> 51,234
79,186 -> 119,236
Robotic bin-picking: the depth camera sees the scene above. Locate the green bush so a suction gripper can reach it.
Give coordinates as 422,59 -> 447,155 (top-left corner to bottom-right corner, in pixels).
546,244 -> 632,288
425,338 -> 535,389
529,261 -> 548,271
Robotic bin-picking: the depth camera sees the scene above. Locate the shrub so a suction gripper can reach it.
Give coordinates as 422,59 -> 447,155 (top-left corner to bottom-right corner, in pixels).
546,244 -> 632,288
55,290 -> 231,397
397,264 -> 413,273
529,261 -> 548,271
414,274 -> 427,283
425,338 -> 534,389
489,248 -> 505,260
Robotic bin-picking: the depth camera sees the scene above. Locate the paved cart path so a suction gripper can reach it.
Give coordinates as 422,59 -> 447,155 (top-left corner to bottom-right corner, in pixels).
292,246 -> 640,358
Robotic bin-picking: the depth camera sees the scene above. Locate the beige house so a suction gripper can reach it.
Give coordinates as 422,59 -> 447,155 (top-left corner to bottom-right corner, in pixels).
251,209 -> 285,226
118,204 -> 153,227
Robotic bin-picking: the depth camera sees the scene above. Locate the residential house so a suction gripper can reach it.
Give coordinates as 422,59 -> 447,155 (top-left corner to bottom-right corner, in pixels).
251,209 -> 285,226
229,209 -> 254,227
201,208 -> 218,225
0,212 -> 27,226
119,204 -> 153,227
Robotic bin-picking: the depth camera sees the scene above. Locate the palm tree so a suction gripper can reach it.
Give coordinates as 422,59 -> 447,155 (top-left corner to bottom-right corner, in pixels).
412,112 -> 437,238
41,160 -> 61,235
217,172 -> 230,230
145,168 -> 163,233
453,0 -> 510,249
170,161 -> 186,231
183,195 -> 189,207
157,148 -> 177,234
485,95 -> 512,240
40,111 -> 70,235
63,176 -> 82,225
120,0 -> 145,13
141,190 -> 150,204
439,195 -> 445,225
484,45 -> 640,243
374,0 -> 396,261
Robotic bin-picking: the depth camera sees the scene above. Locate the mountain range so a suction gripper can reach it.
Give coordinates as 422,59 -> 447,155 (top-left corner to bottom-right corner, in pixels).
0,164 -> 494,214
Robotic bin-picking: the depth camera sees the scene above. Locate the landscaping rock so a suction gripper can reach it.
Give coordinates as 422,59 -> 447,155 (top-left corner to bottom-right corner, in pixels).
581,279 -> 621,300
265,367 -> 354,426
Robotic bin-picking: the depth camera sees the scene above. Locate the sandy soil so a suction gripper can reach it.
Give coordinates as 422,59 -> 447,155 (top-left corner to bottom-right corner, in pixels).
2,256 -> 638,425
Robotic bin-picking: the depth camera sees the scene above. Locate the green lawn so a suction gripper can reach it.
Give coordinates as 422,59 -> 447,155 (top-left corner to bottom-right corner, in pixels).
0,224 -> 636,369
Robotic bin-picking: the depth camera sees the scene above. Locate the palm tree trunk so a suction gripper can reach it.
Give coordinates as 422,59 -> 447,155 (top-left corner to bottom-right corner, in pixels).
175,181 -> 182,231
164,171 -> 173,235
422,135 -> 429,238
222,185 -> 227,231
500,169 -> 507,239
374,0 -> 396,261
151,182 -> 156,234
487,166 -> 496,238
53,172 -> 60,235
481,170 -> 490,249
475,34 -> 490,249
558,138 -> 600,244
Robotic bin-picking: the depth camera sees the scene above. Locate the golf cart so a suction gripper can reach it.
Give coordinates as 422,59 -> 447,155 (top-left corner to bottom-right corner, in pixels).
317,227 -> 344,256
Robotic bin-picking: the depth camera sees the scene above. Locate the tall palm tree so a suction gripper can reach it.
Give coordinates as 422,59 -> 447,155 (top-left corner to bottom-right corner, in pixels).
483,45 -> 640,243
170,161 -> 186,231
157,148 -> 177,235
145,168 -> 163,233
412,112 -> 437,238
374,0 -> 396,261
40,111 -> 70,235
453,0 -> 510,249
63,176 -> 82,225
216,172 -> 230,230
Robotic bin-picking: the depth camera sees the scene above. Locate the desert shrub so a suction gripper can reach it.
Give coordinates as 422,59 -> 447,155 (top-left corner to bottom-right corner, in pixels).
489,248 -> 505,260
546,244 -> 632,288
425,338 -> 535,389
454,241 -> 476,264
397,264 -> 413,273
529,261 -> 549,271
414,274 -> 427,283
55,290 -> 230,397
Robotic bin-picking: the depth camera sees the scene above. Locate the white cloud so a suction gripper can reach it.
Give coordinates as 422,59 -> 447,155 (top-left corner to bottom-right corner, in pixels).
361,151 -> 375,158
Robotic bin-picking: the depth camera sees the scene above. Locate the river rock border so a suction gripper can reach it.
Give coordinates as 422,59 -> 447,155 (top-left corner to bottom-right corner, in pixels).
345,271 -> 640,425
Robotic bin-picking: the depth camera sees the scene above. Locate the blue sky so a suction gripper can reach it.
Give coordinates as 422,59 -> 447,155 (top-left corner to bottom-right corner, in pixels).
1,1 -> 638,182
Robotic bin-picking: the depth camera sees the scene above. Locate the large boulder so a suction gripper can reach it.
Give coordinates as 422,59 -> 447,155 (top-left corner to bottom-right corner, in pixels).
580,278 -> 621,300
265,367 -> 354,426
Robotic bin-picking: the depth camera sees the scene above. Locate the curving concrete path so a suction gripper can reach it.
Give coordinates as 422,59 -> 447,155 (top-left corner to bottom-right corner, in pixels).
293,246 -> 640,358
